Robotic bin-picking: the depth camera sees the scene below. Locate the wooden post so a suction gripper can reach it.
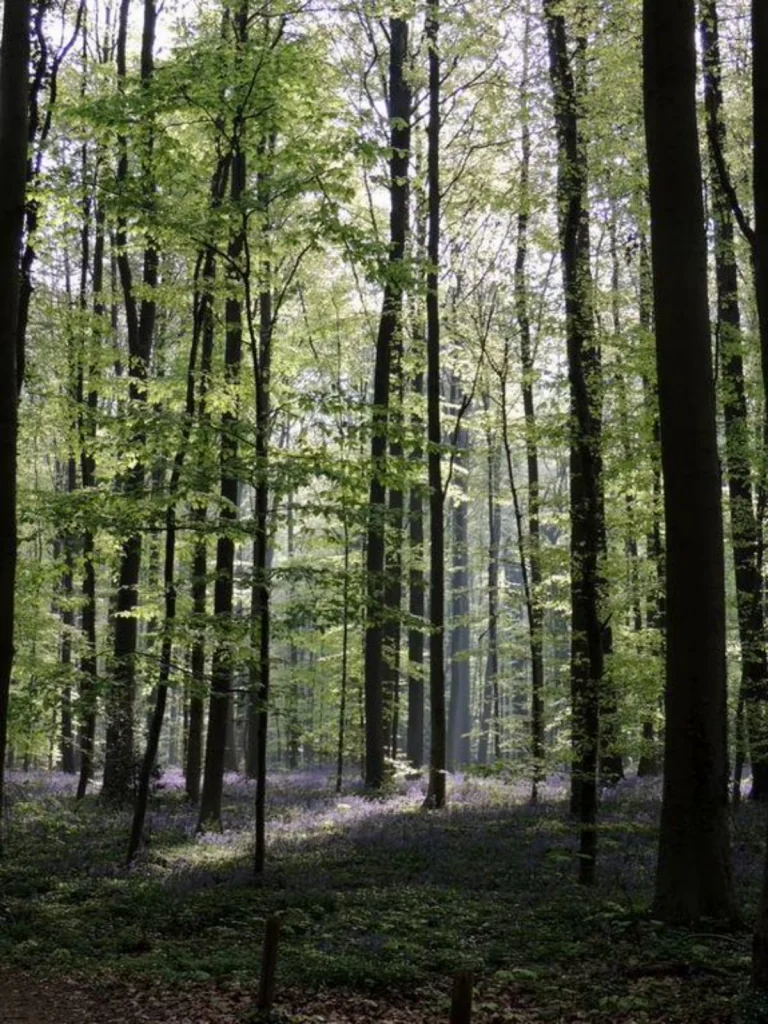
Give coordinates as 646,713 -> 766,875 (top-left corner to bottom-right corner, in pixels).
449,970 -> 473,1024
257,916 -> 281,1012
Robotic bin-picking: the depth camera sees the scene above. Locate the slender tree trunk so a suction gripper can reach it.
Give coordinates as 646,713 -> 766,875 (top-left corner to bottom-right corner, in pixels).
478,422 -> 500,767
514,20 -> 545,795
184,151 -> 231,804
701,0 -> 768,803
336,520 -> 351,793
644,0 -> 735,925
383,356 -> 404,759
637,234 -> 663,778
60,456 -> 77,775
364,16 -> 411,790
543,2 -> 603,884
424,0 -> 446,810
76,194 -> 105,801
253,217 -> 273,876
0,0 -> 31,847
103,0 -> 158,804
199,36 -> 247,829
447,379 -> 471,769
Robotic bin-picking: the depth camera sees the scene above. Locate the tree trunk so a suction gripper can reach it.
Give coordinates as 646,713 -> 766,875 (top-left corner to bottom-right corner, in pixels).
514,18 -> 545,795
424,0 -> 446,810
543,1 -> 603,884
407,372 -> 426,768
0,0 -> 31,846
103,0 -> 158,804
363,16 -> 411,790
199,23 -> 247,827
701,0 -> 768,802
478,424 -> 500,768
448,380 -> 471,769
644,0 -> 735,924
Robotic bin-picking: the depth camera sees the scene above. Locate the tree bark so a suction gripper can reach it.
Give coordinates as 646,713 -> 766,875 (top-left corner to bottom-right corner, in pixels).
103,0 -> 158,804
0,0 -> 31,847
644,0 -> 735,924
543,1 -> 603,883
424,0 -> 446,810
407,372 -> 426,768
199,8 -> 248,828
701,0 -> 768,803
514,17 -> 545,794
363,16 -> 411,789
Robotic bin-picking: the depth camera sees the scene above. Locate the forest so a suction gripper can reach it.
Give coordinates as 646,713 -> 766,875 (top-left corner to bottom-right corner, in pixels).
2,0 -> 768,1020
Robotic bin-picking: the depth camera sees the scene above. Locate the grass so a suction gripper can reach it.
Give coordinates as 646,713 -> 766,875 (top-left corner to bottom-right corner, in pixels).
0,768 -> 764,1021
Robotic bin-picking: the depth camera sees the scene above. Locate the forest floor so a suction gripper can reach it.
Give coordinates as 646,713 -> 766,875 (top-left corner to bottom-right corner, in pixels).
0,769 -> 765,1024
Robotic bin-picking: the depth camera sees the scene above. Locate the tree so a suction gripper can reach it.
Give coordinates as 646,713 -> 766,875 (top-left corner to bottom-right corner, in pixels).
102,0 -> 159,803
0,0 -> 31,848
543,0 -> 604,883
701,0 -> 768,804
424,0 -> 446,810
644,0 -> 735,925
363,15 -> 411,790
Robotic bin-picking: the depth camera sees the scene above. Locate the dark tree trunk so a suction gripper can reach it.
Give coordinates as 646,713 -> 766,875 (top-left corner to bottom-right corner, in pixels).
644,0 -> 735,924
76,194 -> 105,801
514,20 -> 545,795
253,211 -> 273,876
60,457 -> 77,775
478,424 -> 500,768
364,16 -> 411,790
424,0 -> 446,810
543,2 -> 603,884
406,373 -> 426,768
0,0 -> 31,845
103,0 -> 158,804
198,122 -> 245,829
382,356 -> 404,759
701,0 -> 768,803
186,535 -> 207,804
637,235 -> 663,778
184,151 -> 230,805
448,380 -> 471,769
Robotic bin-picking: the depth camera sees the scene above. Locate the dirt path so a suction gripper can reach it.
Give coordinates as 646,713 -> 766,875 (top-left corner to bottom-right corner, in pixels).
0,968 -> 452,1024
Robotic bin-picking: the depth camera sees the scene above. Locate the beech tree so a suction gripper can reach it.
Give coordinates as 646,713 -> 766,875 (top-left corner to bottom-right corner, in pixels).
0,0 -> 31,846
644,0 -> 735,925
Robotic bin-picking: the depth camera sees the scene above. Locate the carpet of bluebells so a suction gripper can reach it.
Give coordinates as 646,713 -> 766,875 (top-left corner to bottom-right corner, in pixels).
1,767 -> 766,1021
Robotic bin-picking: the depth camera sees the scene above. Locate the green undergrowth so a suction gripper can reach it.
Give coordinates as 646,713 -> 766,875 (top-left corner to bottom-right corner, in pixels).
0,775 -> 763,1022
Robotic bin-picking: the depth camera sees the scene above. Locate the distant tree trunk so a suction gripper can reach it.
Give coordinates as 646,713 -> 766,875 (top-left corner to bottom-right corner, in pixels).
407,372 -> 426,768
448,379 -> 471,769
253,188 -> 273,876
59,456 -> 77,775
186,534 -> 206,804
185,149 -> 231,804
383,352 -> 404,759
0,0 -> 31,844
644,0 -> 735,924
514,18 -> 545,795
701,0 -> 768,803
76,195 -> 105,801
199,19 -> 247,828
103,0 -> 158,804
364,16 -> 411,790
478,420 -> 500,767
637,235 -> 663,778
543,1 -> 603,884
285,497 -> 301,769
336,519 -> 351,792
424,0 -> 446,810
